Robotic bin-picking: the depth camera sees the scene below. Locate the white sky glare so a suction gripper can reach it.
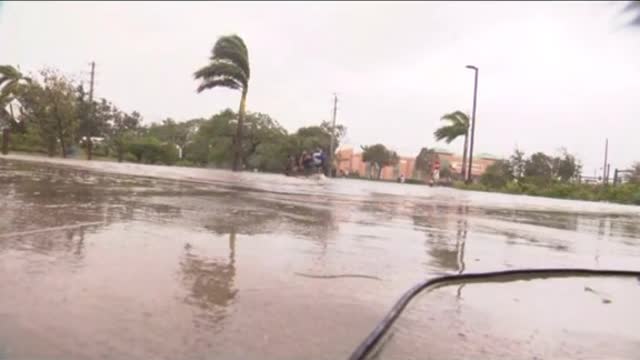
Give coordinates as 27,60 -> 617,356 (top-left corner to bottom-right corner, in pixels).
1,1 -> 638,174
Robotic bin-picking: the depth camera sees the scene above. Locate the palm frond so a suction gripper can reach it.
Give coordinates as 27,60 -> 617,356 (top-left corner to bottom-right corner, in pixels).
197,77 -> 242,93
194,61 -> 247,85
440,111 -> 469,128
0,66 -> 30,110
434,126 -> 463,143
212,35 -> 250,78
0,65 -> 21,79
195,35 -> 250,94
434,110 -> 469,143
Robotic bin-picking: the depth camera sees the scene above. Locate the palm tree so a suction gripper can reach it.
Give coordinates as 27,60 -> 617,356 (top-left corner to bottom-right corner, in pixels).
0,65 -> 31,154
0,65 -> 30,119
194,35 -> 250,171
434,111 -> 470,179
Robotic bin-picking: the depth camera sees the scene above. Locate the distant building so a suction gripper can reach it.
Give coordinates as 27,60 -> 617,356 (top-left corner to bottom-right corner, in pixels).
335,146 -> 498,181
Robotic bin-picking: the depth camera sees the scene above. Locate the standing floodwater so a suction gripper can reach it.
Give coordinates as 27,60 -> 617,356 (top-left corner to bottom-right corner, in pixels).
1,156 -> 639,359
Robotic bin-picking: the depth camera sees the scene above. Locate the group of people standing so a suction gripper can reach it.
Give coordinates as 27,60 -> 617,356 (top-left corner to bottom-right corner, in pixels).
285,148 -> 327,176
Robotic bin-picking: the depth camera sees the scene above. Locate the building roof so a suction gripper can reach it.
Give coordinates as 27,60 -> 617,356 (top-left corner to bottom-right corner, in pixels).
433,148 -> 454,155
475,153 -> 501,160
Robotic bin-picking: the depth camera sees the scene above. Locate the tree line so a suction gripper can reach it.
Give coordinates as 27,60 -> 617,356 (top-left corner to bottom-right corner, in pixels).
0,65 -> 345,172
472,149 -> 640,205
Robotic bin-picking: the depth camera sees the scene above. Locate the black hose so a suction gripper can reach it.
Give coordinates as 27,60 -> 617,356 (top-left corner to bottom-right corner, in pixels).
347,268 -> 640,360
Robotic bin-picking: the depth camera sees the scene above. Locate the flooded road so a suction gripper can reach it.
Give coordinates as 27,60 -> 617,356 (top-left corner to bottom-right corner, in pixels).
1,155 -> 639,359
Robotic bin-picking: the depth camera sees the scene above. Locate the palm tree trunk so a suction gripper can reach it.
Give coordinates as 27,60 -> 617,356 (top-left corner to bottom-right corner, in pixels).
229,230 -> 236,266
232,88 -> 248,171
461,133 -> 469,179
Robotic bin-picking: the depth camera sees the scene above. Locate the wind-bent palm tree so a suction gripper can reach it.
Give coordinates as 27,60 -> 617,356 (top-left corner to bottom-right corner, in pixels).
434,111 -> 470,178
0,65 -> 31,154
194,35 -> 250,171
0,65 -> 30,117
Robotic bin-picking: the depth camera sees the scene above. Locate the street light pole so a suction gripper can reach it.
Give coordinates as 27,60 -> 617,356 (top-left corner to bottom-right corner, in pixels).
328,93 -> 338,177
465,65 -> 479,184
603,138 -> 608,184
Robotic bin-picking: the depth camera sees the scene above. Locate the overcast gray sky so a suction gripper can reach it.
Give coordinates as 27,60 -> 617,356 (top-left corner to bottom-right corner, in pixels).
1,1 -> 638,174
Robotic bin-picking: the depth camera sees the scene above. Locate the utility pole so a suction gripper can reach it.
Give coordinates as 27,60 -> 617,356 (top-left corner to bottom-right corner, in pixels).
603,138 -> 608,184
87,61 -> 96,160
328,93 -> 338,177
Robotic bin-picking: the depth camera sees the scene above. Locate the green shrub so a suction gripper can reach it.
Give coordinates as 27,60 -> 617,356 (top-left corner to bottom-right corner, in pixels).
404,178 -> 425,185
175,159 -> 195,167
480,160 -> 513,188
92,142 -> 110,157
453,181 -> 487,192
503,181 -> 522,194
542,183 -> 574,199
449,166 -> 640,206
123,152 -> 137,162
572,186 -> 597,202
126,138 -> 178,165
519,182 -> 540,195
9,131 -> 45,154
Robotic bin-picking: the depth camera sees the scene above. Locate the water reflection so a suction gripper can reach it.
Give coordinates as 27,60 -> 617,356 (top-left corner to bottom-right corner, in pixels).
0,221 -> 99,264
180,231 -> 237,329
411,204 -> 468,275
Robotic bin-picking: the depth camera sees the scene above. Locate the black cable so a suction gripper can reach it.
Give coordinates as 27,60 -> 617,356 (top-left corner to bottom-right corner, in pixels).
348,268 -> 640,360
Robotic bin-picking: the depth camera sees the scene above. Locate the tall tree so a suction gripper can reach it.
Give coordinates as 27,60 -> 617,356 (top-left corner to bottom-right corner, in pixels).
18,82 -> 56,155
552,148 -> 581,182
41,70 -> 78,158
194,34 -> 250,172
434,111 -> 470,178
415,147 -> 437,179
292,122 -> 344,155
510,149 -> 526,181
241,112 -> 287,166
524,152 -> 554,185
106,104 -> 141,162
480,160 -> 514,188
148,118 -> 194,158
361,144 -> 399,179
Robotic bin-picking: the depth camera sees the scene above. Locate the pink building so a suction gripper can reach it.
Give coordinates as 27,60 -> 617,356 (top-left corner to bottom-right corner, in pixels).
336,147 -> 497,181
